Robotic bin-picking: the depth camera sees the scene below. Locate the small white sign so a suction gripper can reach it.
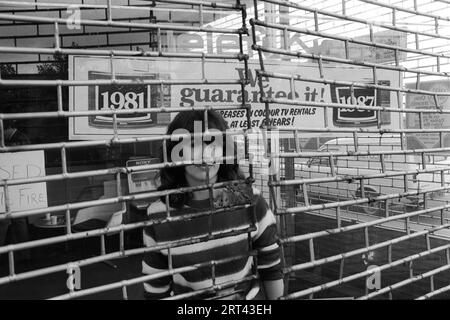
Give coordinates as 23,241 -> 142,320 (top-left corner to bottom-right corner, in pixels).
0,150 -> 48,213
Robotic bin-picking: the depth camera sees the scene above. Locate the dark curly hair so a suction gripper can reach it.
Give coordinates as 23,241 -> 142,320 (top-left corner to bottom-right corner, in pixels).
159,110 -> 245,209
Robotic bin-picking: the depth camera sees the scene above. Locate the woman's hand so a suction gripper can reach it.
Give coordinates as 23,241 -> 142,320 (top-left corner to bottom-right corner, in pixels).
263,279 -> 284,300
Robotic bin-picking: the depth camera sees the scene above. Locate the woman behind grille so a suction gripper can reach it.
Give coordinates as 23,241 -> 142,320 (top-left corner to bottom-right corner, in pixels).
141,110 -> 284,300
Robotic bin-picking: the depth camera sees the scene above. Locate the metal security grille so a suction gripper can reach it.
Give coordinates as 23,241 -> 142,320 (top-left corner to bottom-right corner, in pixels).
251,0 -> 450,299
0,0 -> 255,300
1,0 -> 450,300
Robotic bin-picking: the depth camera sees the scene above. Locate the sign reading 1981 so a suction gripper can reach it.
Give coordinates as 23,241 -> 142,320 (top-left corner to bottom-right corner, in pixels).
88,71 -> 155,128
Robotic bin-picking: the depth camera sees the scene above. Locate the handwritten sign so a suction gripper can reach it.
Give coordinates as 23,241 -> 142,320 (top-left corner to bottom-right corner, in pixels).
0,150 -> 48,213
406,80 -> 450,149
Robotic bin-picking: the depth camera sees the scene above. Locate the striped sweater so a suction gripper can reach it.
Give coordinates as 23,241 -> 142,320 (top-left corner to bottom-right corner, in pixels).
141,188 -> 282,299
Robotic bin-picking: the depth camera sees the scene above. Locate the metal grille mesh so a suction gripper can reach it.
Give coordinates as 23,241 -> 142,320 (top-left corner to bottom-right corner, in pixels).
1,0 -> 450,300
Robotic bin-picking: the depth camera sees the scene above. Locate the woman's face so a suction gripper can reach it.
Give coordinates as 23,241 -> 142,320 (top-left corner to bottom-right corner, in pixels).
184,142 -> 222,185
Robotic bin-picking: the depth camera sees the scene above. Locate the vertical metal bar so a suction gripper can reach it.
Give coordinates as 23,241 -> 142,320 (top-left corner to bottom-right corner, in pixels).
364,227 -> 369,248
199,4 -> 204,26
419,112 -> 423,129
112,113 -> 118,140
289,77 -> 295,99
344,40 -> 349,59
303,183 -> 310,206
294,130 -> 300,153
157,28 -> 162,54
384,199 -> 389,218
8,251 -> 15,276
54,22 -> 60,50
159,83 -> 164,108
283,28 -> 289,49
57,85 -> 63,112
120,230 -> 125,253
211,260 -> 216,287
339,257 -> 345,279
394,49 -> 399,67
388,244 -> 392,264
406,216 -> 410,235
101,235 -> 106,255
318,56 -> 324,78
253,0 -> 259,20
380,154 -> 386,173
309,238 -> 315,262
336,206 -> 341,228
107,0 -> 113,22
372,66 -> 377,84
122,285 -> 128,300
392,8 -> 396,26
61,146 -> 72,234
4,183 -> 11,218
430,275 -> 435,294
353,131 -> 358,152
0,119 -> 4,148
421,152 -> 427,170
314,11 -> 319,31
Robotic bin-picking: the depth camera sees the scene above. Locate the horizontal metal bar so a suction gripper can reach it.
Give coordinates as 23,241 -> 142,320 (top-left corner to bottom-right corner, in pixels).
0,13 -> 243,34
0,203 -> 252,254
280,185 -> 450,215
166,275 -> 257,300
357,0 -> 450,22
52,256 -> 255,300
0,46 -> 246,60
0,0 -> 240,13
259,0 -> 450,40
251,19 -> 450,61
359,263 -> 450,299
282,241 -> 450,299
0,78 -> 243,87
416,282 -> 450,299
0,105 -> 245,121
275,166 -> 450,189
259,69 -> 450,100
144,0 -> 244,10
0,178 -> 249,221
274,146 -> 450,162
282,209 -> 450,247
0,227 -> 256,286
0,154 -> 243,187
253,44 -> 450,78
0,128 -> 246,153
283,223 -> 450,274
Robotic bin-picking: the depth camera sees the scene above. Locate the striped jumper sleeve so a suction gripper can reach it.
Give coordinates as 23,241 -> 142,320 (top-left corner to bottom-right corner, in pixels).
251,188 -> 283,281
142,201 -> 172,300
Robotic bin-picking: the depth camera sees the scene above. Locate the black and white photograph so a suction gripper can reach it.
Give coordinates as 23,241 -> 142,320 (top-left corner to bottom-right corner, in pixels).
1,0 -> 450,306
